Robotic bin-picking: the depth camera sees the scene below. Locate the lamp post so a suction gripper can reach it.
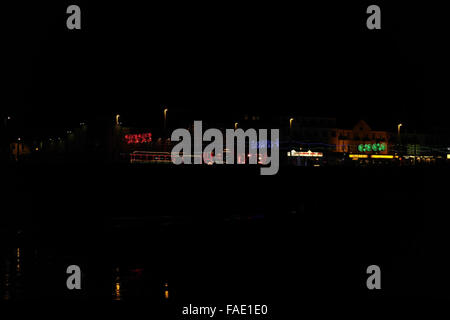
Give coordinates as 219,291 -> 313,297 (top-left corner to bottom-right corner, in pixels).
234,122 -> 238,130
289,118 -> 294,140
163,108 -> 168,130
16,137 -> 21,161
4,116 -> 10,128
397,123 -> 402,138
397,123 -> 403,161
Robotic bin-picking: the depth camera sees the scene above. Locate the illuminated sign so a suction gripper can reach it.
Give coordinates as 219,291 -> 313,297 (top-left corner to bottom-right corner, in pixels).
349,154 -> 368,159
371,155 -> 395,159
130,151 -> 171,163
358,143 -> 386,152
125,133 -> 152,144
288,150 -> 323,157
250,139 -> 279,149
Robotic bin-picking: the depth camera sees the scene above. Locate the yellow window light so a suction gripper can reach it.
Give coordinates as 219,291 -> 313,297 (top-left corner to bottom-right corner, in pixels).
371,155 -> 394,159
349,154 -> 368,159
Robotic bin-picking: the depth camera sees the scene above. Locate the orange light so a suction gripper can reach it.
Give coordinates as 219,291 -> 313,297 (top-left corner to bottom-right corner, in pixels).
349,154 -> 368,159
114,282 -> 121,300
371,155 -> 394,159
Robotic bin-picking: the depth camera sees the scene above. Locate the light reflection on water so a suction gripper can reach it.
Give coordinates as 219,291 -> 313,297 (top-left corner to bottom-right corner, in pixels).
16,248 -> 21,273
3,259 -> 11,301
164,281 -> 169,300
113,267 -> 121,301
2,249 -> 169,301
2,248 -> 23,301
1,213 -> 265,301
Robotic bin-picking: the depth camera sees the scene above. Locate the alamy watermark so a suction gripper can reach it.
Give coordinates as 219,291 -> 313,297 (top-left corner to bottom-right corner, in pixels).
171,121 -> 279,175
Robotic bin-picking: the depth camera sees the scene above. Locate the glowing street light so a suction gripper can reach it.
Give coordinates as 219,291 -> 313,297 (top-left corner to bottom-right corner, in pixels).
289,118 -> 294,139
116,114 -> 120,126
4,116 -> 11,128
163,108 -> 168,130
234,122 -> 238,130
397,123 -> 403,145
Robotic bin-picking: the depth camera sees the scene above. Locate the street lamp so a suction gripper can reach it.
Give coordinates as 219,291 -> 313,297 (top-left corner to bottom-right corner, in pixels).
163,108 -> 168,130
16,137 -> 21,161
116,114 -> 120,126
289,118 -> 294,140
398,123 -> 403,145
234,122 -> 238,130
4,116 -> 11,128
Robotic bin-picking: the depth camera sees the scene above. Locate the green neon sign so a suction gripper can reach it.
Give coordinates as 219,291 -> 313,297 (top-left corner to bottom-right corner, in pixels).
358,143 -> 385,153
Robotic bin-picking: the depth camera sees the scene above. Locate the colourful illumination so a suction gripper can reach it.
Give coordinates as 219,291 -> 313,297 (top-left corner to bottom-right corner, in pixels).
371,155 -> 394,159
358,143 -> 386,152
130,151 -> 172,163
125,133 -> 152,144
114,282 -> 121,301
288,150 -> 323,157
349,154 -> 368,159
250,139 -> 279,149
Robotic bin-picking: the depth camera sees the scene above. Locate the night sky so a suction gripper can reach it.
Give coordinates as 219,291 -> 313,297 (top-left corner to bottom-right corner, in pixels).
4,1 -> 443,135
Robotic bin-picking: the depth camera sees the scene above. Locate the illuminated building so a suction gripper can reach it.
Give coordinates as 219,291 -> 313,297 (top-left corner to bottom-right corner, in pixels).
329,120 -> 390,154
284,117 -> 393,165
284,117 -> 390,153
10,142 -> 31,161
287,149 -> 323,166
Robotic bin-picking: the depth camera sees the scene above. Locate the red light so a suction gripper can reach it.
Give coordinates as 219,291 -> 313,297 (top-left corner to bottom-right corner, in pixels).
125,132 -> 152,144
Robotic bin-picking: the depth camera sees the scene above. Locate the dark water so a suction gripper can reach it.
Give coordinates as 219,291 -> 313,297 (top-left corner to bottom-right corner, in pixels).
1,164 -> 449,308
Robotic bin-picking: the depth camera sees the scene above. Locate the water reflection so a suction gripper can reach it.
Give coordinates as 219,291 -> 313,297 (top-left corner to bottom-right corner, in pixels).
164,281 -> 169,300
113,267 -> 121,301
16,248 -> 21,273
3,259 -> 11,301
2,247 -> 23,301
